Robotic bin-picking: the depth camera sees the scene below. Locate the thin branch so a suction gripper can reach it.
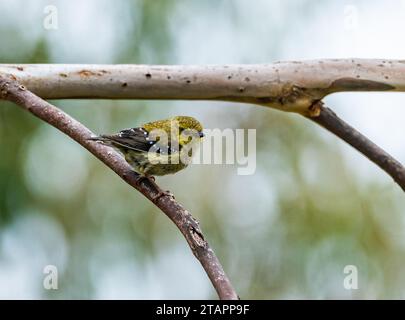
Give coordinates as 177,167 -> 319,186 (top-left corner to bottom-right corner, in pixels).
0,75 -> 238,300
308,102 -> 405,192
1,59 -> 405,114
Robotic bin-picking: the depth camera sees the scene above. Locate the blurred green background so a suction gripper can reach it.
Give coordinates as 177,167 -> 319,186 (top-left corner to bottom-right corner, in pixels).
1,0 -> 405,299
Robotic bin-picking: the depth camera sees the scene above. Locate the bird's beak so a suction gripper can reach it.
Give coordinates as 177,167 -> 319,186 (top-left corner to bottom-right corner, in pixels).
199,131 -> 205,138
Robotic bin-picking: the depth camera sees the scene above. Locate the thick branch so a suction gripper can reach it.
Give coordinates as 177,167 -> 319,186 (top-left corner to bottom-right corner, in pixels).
1,59 -> 405,115
0,75 -> 238,300
308,103 -> 405,192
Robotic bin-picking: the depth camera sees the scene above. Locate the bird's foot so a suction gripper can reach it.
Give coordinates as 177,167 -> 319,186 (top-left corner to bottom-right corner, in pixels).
134,174 -> 174,202
134,174 -> 151,186
151,190 -> 175,202
136,174 -> 156,187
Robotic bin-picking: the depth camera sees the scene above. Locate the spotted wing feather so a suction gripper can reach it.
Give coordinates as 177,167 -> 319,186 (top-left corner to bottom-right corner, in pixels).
92,127 -> 174,154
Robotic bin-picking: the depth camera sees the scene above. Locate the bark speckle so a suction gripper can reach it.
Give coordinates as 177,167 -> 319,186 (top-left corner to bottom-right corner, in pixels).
79,70 -> 97,77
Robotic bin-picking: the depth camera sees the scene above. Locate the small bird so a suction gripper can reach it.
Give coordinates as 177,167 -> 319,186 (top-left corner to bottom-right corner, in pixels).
89,116 -> 204,182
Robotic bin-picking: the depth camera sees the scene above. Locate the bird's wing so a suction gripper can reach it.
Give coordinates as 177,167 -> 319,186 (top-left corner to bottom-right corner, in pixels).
97,127 -> 175,154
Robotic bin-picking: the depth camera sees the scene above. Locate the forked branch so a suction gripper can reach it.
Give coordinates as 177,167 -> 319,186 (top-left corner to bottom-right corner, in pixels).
1,59 -> 405,298
308,102 -> 405,191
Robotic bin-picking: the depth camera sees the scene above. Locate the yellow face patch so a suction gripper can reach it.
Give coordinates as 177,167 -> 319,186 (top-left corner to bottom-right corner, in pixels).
172,116 -> 203,133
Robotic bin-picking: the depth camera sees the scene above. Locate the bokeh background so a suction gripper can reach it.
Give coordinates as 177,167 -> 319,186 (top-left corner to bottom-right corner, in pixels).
1,0 -> 405,299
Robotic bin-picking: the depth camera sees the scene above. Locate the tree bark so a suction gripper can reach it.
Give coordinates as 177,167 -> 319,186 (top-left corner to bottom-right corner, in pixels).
1,59 -> 404,115
308,102 -> 405,191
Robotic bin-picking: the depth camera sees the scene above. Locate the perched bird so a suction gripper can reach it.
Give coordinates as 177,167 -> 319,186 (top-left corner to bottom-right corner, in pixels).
89,116 -> 204,181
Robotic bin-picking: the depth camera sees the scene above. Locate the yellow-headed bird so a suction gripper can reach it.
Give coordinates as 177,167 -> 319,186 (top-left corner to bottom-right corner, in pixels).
89,116 -> 204,180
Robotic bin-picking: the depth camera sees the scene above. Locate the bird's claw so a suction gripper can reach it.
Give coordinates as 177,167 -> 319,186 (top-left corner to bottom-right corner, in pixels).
134,174 -> 174,202
134,174 -> 154,186
151,190 -> 175,202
